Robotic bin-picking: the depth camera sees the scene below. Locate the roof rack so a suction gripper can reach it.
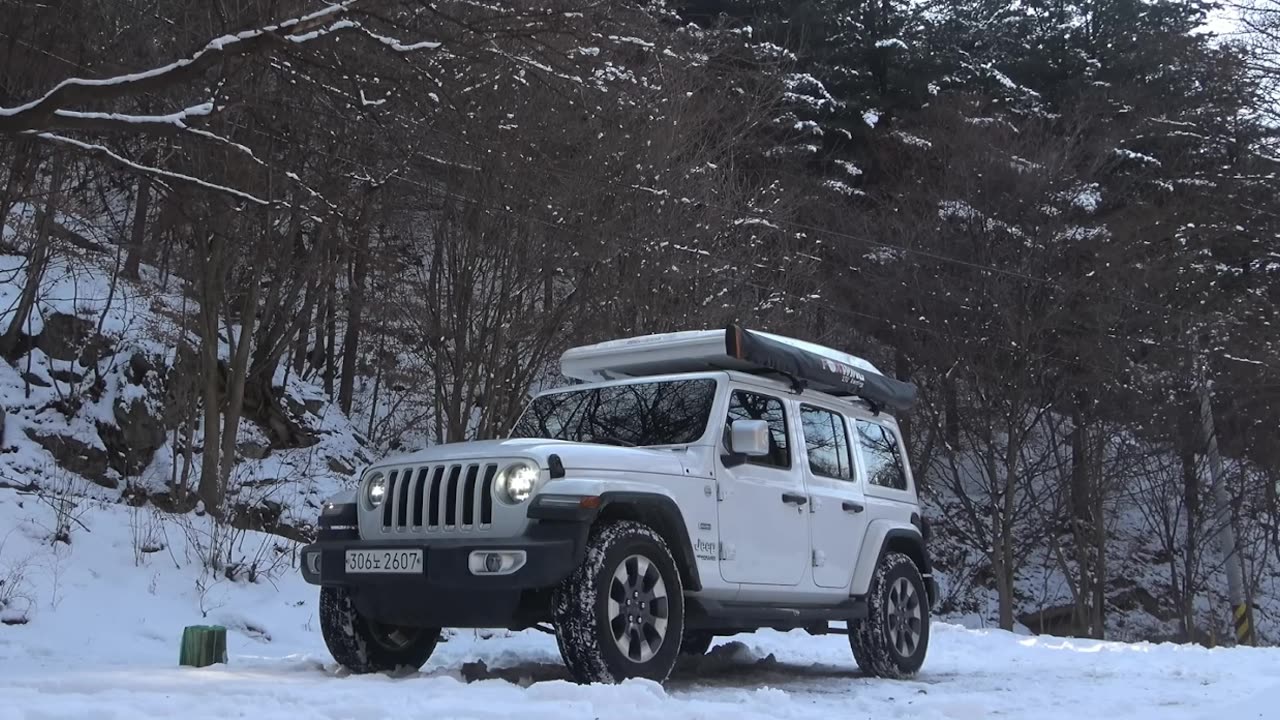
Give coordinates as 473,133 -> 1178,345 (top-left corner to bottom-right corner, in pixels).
559,324 -> 917,414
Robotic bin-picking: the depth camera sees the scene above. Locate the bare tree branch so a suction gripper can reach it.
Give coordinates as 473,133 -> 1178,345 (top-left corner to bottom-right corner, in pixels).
34,132 -> 275,206
0,1 -> 372,134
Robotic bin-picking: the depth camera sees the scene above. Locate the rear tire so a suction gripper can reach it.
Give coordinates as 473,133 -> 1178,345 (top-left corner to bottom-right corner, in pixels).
552,520 -> 685,683
319,586 -> 440,674
849,552 -> 929,678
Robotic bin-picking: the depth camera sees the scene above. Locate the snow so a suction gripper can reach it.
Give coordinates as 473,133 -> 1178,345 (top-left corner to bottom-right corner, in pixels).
823,180 -> 863,197
1,490 -> 1278,719
1065,183 -> 1102,212
834,160 -> 863,178
1113,148 -> 1162,166
893,130 -> 933,148
53,102 -> 214,126
938,199 -> 979,221
353,26 -> 442,52
984,64 -> 1042,98
608,35 -> 656,49
732,216 -> 780,229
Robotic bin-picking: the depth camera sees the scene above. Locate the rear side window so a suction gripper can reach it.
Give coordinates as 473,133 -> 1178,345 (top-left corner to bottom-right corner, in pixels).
800,405 -> 853,480
856,421 -> 908,490
725,390 -> 790,469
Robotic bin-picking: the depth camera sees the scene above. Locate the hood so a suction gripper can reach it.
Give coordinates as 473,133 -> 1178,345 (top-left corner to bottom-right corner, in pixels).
367,438 -> 690,477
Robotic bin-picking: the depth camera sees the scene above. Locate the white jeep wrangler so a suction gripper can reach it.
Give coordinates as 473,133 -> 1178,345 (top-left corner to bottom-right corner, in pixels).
301,325 -> 934,683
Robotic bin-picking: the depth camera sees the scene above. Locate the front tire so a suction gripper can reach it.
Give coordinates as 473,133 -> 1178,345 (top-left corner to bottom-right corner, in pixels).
319,586 -> 441,674
552,520 -> 685,683
680,630 -> 715,656
849,552 -> 929,678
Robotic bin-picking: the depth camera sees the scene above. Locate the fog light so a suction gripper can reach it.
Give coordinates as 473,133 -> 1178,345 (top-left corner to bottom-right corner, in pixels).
468,550 -> 527,576
305,551 -> 322,575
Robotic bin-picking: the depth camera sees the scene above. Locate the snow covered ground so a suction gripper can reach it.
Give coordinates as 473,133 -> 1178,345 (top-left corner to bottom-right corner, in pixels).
1,488 -> 1277,720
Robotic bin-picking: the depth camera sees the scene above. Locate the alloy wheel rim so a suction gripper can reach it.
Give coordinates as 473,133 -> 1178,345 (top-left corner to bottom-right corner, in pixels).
885,576 -> 923,658
607,553 -> 669,663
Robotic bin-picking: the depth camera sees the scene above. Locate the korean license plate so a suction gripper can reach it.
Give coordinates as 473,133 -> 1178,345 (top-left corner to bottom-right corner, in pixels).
345,549 -> 423,574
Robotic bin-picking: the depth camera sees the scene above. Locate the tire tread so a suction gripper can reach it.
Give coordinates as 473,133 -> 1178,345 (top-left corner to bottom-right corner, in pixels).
319,586 -> 439,674
849,551 -> 929,679
553,520 -> 685,683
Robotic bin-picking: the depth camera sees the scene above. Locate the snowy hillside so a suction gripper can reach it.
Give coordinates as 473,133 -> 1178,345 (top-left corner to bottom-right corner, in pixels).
1,488 -> 1277,720
0,249 -> 366,537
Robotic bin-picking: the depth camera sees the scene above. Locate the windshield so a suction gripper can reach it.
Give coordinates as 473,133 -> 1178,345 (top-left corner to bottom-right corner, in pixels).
509,378 -> 718,447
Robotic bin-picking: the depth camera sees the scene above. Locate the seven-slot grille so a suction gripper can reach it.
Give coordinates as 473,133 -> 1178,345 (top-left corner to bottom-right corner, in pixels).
381,463 -> 499,531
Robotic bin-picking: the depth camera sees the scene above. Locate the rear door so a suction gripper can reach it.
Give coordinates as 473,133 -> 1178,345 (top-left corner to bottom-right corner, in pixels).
798,403 -> 871,589
716,388 -> 810,586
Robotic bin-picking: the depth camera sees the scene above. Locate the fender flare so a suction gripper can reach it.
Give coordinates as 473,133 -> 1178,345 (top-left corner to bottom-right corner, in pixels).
850,520 -> 932,601
591,491 -> 703,592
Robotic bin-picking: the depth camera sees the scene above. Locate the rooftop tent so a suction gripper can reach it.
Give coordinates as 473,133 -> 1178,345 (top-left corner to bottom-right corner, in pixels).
560,324 -> 917,414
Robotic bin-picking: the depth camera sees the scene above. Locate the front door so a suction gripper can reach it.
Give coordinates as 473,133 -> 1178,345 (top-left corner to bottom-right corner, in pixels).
798,403 -> 871,589
716,389 -> 810,586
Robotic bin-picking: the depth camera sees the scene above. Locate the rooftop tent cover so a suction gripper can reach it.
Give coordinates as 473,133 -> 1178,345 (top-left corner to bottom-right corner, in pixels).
559,325 -> 917,414
724,324 -> 917,413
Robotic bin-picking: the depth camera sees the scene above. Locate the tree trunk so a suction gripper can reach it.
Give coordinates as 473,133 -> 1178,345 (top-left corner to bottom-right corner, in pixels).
1069,401 -> 1093,635
0,141 -> 37,247
992,546 -> 1015,631
0,156 -> 63,359
323,271 -> 337,396
1179,436 -> 1200,637
997,431 -> 1021,631
196,230 -> 227,516
293,273 -> 318,376
216,258 -> 265,500
338,225 -> 369,414
894,348 -> 912,451
1091,469 -> 1107,639
122,150 -> 154,280
944,376 -> 960,448
367,335 -> 385,440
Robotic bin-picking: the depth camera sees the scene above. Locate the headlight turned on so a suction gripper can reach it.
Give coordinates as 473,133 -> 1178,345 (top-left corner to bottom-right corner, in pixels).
496,461 -> 540,504
365,472 -> 387,508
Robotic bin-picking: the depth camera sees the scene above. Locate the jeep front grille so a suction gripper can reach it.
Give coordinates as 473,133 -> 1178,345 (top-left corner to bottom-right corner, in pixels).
380,462 -> 498,531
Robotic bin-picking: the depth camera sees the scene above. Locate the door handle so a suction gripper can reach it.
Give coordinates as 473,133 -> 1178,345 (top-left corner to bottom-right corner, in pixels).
782,492 -> 808,506
842,501 -> 865,514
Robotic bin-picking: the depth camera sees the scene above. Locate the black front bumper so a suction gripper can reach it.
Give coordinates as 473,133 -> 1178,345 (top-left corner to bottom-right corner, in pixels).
300,522 -> 587,628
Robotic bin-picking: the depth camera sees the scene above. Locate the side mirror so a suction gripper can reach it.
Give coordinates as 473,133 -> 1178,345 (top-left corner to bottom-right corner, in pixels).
728,419 -> 770,457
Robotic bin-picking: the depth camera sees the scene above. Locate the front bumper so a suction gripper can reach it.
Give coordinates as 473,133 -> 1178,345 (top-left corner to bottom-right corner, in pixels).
299,517 -> 589,628
300,535 -> 576,589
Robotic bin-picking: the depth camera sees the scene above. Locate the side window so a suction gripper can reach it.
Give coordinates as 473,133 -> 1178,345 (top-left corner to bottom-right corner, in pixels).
856,421 -> 908,490
725,390 -> 790,469
800,405 -> 853,480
